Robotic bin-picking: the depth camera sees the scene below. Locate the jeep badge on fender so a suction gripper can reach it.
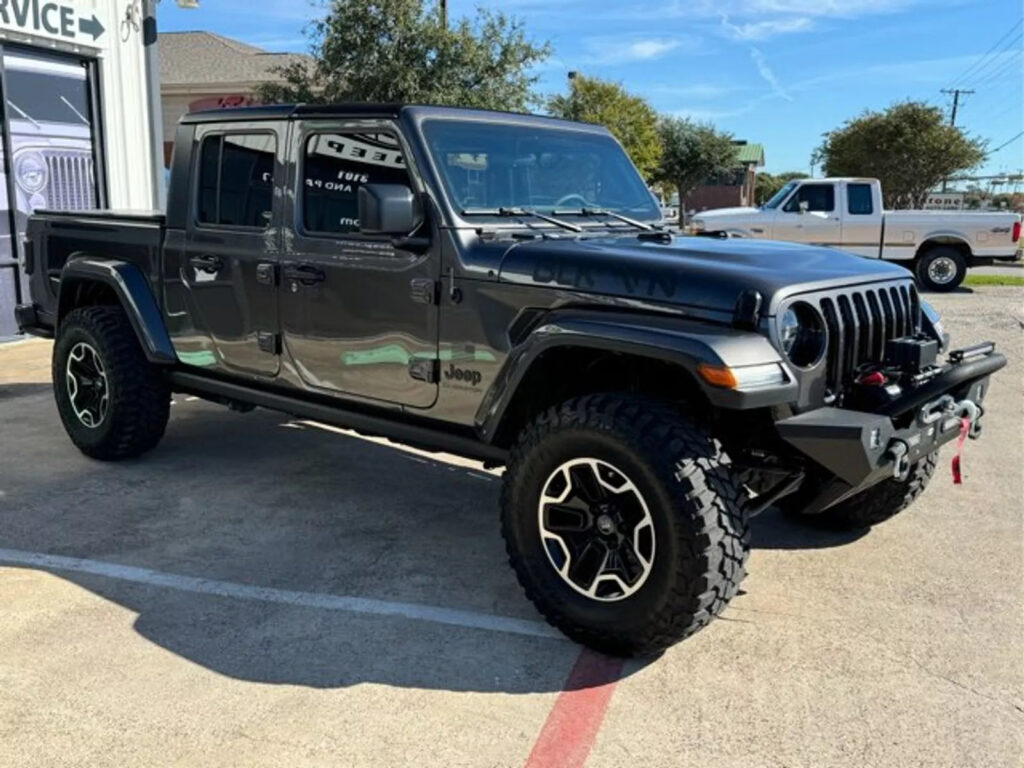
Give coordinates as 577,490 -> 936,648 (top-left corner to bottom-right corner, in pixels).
444,363 -> 482,387
15,103 -> 1006,657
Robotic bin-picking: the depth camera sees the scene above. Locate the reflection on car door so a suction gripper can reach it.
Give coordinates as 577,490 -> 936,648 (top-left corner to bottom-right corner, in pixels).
171,123 -> 283,376
771,183 -> 841,245
280,122 -> 439,409
0,50 -> 101,336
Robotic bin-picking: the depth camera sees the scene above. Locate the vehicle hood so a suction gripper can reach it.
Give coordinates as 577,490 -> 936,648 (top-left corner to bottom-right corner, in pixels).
496,234 -> 911,315
693,207 -> 761,219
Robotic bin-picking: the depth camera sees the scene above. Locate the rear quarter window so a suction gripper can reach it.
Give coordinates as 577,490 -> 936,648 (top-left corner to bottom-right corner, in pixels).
847,184 -> 874,215
195,133 -> 276,228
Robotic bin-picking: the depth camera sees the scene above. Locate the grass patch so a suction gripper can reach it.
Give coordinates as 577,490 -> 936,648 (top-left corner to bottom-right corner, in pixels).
964,273 -> 1024,287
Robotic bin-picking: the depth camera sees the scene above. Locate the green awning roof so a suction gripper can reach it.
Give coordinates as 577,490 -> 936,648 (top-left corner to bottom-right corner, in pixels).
733,143 -> 765,166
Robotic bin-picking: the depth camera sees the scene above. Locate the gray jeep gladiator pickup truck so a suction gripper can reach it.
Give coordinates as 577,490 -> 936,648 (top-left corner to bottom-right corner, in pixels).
15,104 -> 1006,656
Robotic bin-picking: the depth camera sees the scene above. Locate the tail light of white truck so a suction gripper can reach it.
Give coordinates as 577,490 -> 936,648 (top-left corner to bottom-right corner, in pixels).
1013,220 -> 1020,243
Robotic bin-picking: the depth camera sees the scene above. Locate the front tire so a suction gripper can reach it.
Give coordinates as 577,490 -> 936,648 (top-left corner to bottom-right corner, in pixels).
501,394 -> 748,656
916,247 -> 966,292
53,305 -> 170,460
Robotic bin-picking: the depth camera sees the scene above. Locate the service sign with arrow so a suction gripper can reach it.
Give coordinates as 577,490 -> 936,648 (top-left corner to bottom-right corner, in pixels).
0,0 -> 107,46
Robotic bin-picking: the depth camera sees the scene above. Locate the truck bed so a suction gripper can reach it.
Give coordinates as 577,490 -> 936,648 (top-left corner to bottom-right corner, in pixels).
18,209 -> 166,335
883,209 -> 1021,259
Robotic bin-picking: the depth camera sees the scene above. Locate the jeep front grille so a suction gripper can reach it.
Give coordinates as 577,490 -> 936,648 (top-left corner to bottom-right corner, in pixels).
43,150 -> 96,211
817,281 -> 920,395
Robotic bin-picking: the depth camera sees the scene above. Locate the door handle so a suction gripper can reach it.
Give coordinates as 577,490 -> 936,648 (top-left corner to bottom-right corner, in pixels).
283,264 -> 326,286
189,254 -> 223,274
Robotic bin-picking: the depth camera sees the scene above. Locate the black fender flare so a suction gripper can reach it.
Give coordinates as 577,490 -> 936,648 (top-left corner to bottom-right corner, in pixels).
57,258 -> 177,364
476,308 -> 797,442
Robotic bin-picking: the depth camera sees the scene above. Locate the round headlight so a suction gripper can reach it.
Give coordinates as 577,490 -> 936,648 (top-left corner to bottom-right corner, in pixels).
778,301 -> 826,368
15,152 -> 48,194
780,308 -> 800,355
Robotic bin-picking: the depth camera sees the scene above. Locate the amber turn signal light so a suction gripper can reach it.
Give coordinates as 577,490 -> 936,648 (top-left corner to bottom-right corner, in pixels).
697,363 -> 738,389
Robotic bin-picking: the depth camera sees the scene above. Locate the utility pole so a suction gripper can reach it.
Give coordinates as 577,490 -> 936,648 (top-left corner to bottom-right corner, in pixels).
941,88 -> 974,127
440,0 -> 447,27
940,88 -> 974,190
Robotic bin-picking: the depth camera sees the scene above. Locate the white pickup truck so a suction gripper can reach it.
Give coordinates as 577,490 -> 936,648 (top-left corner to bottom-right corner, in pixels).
689,177 -> 1022,291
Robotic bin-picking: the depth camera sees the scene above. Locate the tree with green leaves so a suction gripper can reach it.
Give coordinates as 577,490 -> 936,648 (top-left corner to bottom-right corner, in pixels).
654,117 -> 736,227
258,0 -> 551,112
546,75 -> 661,180
813,101 -> 986,209
754,171 -> 809,204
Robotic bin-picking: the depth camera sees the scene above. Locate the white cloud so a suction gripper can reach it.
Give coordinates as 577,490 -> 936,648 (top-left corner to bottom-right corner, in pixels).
582,37 -> 684,65
750,48 -> 792,101
670,105 -> 747,121
650,83 -> 739,99
596,0 -> 920,37
721,16 -> 814,40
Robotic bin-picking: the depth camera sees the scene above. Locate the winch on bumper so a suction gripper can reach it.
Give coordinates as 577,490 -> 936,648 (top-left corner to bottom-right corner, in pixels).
774,342 -> 1006,513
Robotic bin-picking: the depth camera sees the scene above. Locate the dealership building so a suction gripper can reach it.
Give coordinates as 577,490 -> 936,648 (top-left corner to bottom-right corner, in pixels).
0,0 -> 164,337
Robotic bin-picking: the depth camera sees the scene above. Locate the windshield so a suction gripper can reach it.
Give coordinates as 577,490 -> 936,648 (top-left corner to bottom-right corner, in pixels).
762,180 -> 798,210
6,68 -> 90,126
421,119 -> 660,221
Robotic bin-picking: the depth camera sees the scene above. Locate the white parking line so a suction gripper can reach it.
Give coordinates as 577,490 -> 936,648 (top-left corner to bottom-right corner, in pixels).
0,547 -> 563,641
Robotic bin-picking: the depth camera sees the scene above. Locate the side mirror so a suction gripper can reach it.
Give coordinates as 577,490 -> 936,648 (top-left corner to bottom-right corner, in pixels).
798,200 -> 809,214
358,184 -> 420,235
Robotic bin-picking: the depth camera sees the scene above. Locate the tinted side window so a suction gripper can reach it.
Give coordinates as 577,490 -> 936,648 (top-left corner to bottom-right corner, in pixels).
196,133 -> 276,227
847,183 -> 874,215
197,136 -> 220,224
785,184 -> 835,213
302,132 -> 410,235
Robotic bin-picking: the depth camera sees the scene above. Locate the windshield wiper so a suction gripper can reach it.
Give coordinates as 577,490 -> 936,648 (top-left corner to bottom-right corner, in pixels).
461,207 -> 583,233
7,100 -> 40,130
553,207 -> 657,231
60,96 -> 90,126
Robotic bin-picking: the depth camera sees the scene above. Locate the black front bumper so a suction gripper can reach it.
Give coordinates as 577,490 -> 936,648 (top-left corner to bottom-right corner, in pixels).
775,347 -> 1006,512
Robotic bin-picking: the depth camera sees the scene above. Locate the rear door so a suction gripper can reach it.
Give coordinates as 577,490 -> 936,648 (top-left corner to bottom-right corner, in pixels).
279,120 -> 439,409
172,122 -> 284,376
770,182 -> 842,245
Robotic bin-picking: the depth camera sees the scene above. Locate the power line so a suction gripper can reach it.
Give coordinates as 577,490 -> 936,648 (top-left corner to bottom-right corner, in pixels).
970,47 -> 1024,89
949,19 -> 1023,87
972,99 -> 1023,127
990,130 -> 1024,154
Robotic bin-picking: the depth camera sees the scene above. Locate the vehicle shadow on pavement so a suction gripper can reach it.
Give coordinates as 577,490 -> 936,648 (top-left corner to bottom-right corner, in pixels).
0,383 -> 51,401
749,507 -> 869,550
1,399 -> 653,693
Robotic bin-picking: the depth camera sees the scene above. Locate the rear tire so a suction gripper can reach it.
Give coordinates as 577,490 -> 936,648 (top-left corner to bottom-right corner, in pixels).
916,247 -> 966,292
53,305 -> 170,460
500,394 -> 748,656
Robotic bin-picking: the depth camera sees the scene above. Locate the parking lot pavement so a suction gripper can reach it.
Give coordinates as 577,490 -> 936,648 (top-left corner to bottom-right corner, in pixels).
1,286 -> 1021,768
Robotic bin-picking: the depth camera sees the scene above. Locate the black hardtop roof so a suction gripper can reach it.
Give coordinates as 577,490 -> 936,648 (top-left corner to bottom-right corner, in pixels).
180,103 -> 608,132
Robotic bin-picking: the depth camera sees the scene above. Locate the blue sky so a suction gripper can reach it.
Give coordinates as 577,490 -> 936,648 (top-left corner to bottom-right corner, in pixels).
158,0 -> 1023,177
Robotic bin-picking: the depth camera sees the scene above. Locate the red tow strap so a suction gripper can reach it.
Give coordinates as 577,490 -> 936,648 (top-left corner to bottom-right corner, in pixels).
951,417 -> 971,485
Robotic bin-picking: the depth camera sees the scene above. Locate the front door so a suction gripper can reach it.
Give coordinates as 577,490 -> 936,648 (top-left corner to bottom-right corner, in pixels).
280,122 -> 438,409
175,123 -> 283,376
771,183 -> 841,245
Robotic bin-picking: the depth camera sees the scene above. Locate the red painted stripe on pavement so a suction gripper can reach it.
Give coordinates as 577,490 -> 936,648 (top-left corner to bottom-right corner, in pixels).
523,649 -> 625,768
